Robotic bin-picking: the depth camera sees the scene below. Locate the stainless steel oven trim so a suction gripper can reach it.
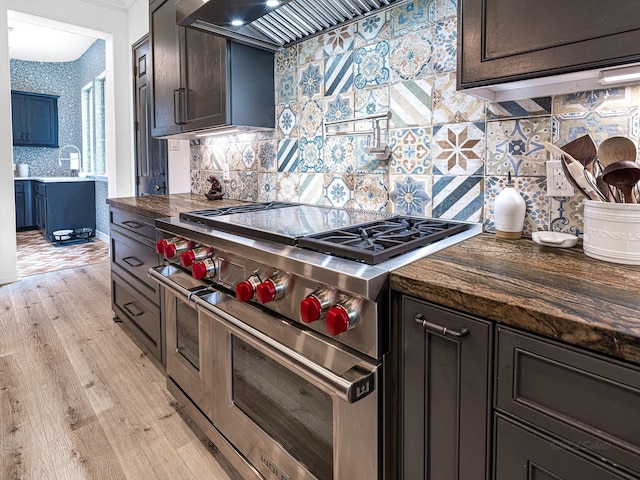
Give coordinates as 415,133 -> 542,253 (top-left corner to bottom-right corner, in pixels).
150,265 -> 377,404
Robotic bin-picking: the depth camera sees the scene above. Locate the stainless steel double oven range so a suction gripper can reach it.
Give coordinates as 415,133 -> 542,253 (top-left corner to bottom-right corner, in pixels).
148,202 -> 480,480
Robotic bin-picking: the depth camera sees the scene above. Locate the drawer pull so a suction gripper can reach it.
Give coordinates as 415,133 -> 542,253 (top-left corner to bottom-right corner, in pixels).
122,256 -> 144,267
414,313 -> 470,338
122,302 -> 144,317
121,220 -> 143,229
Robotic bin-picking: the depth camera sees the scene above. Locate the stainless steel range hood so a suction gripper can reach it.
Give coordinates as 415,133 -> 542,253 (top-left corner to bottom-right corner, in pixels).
177,0 -> 406,51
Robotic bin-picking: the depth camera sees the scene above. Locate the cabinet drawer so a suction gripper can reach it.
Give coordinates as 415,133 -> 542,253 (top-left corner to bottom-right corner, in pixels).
496,327 -> 640,474
110,230 -> 160,301
110,208 -> 156,241
494,416 -> 631,480
112,271 -> 161,359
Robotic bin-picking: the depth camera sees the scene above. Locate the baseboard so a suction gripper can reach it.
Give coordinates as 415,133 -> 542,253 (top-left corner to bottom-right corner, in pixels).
0,270 -> 20,285
95,230 -> 109,244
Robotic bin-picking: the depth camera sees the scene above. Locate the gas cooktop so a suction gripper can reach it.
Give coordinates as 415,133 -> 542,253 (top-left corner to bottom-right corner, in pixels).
179,202 -> 472,266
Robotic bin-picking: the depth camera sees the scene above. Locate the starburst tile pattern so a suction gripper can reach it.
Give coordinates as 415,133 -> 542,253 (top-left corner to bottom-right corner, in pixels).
324,24 -> 355,56
432,175 -> 484,222
432,122 -> 485,175
299,61 -> 324,100
324,136 -> 358,173
258,140 -> 277,172
324,52 -> 353,96
324,94 -> 353,124
324,174 -> 353,207
486,118 -> 551,176
390,175 -> 432,216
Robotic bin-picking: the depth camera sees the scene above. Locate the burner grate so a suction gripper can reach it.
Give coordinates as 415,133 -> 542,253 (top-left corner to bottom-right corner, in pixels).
297,217 -> 470,264
180,202 -> 297,223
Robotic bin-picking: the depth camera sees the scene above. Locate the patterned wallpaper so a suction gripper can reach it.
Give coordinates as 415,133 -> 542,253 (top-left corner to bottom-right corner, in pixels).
189,0 -> 640,236
11,40 -> 110,236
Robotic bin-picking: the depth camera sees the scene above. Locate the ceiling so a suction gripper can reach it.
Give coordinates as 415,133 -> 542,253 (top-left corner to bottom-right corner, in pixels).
8,0 -> 136,62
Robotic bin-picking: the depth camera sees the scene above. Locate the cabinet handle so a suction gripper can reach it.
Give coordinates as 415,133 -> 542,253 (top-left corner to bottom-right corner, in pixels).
122,302 -> 144,317
180,87 -> 187,124
414,313 -> 470,338
173,89 -> 181,125
121,220 -> 143,229
122,256 -> 144,267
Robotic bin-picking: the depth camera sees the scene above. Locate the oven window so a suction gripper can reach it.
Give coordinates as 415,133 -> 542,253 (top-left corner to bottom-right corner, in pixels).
175,298 -> 199,369
231,336 -> 333,480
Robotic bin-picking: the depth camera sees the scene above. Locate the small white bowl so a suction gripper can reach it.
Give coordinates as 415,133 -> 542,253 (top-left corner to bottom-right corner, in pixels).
53,229 -> 74,241
532,231 -> 579,248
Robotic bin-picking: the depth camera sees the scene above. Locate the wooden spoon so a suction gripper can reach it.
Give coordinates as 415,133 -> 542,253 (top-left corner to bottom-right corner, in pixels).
602,160 -> 640,203
544,142 -> 604,201
561,134 -> 597,173
598,136 -> 638,168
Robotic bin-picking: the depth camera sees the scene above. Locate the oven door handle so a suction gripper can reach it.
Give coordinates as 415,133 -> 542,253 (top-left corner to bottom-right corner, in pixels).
192,294 -> 376,405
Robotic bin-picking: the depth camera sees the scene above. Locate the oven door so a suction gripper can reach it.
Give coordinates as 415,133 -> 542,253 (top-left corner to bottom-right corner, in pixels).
198,297 -> 380,480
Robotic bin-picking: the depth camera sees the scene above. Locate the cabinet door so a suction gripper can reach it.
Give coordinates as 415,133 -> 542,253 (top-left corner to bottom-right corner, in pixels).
11,92 -> 26,144
15,189 -> 26,229
150,0 -> 182,137
400,297 -> 492,480
181,29 -> 227,129
35,193 -> 46,232
24,95 -> 58,147
458,0 -> 640,88
495,416 -> 633,480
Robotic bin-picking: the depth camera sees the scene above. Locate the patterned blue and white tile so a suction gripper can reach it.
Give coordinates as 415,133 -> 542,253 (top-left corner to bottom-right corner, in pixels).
275,47 -> 298,74
324,52 -> 354,96
354,11 -> 389,48
299,173 -> 325,205
354,41 -> 390,90
241,143 -> 257,170
355,85 -> 390,121
432,175 -> 484,222
324,24 -> 355,56
277,139 -> 299,173
389,30 -> 432,82
389,175 -> 432,216
190,170 -> 204,194
484,176 -> 550,236
486,97 -> 552,120
432,72 -> 486,124
276,69 -> 298,105
390,78 -> 432,128
258,140 -> 277,172
549,195 -> 584,237
190,148 -> 203,171
201,142 -> 226,171
225,143 -> 243,171
432,17 -> 457,74
389,127 -> 431,175
298,99 -> 324,137
431,122 -> 485,175
224,171 -> 243,199
352,174 -> 390,212
298,35 -> 324,66
324,93 -> 354,126
433,0 -> 457,22
323,174 -> 354,208
324,136 -> 358,174
257,172 -> 278,202
299,136 -> 324,173
553,86 -> 640,114
390,0 -> 432,37
276,103 -> 299,139
277,173 -> 301,202
299,61 -> 324,100
239,171 -> 259,201
198,170 -> 216,196
486,117 -> 551,176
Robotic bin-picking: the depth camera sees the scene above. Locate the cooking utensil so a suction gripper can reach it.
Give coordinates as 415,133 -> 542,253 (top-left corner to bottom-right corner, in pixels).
602,160 -> 640,203
560,134 -> 597,173
544,142 -> 605,201
596,174 -> 617,202
597,136 -> 638,168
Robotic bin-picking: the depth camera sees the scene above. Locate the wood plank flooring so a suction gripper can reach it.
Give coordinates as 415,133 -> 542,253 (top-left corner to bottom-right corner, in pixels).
0,262 -> 242,480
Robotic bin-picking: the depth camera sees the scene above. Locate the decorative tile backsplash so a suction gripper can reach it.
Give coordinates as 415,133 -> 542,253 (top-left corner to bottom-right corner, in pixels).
190,0 -> 640,237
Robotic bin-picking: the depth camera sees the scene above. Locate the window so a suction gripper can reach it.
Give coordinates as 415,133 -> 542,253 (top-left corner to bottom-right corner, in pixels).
81,71 -> 106,175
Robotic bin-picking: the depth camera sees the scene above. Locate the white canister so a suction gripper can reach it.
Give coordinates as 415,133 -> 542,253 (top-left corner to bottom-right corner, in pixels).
493,183 -> 526,239
583,200 -> 640,265
17,163 -> 29,177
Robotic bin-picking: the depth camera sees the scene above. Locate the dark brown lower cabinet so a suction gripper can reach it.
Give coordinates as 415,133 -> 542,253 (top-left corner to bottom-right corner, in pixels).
399,296 -> 492,480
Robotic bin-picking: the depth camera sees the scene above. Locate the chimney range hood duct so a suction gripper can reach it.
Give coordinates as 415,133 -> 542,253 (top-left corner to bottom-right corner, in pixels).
177,0 -> 406,51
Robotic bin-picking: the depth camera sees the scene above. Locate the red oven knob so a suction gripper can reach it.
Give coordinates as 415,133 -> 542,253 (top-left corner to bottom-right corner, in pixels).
256,280 -> 278,304
300,296 -> 322,323
164,239 -> 195,259
192,258 -> 216,280
236,280 -> 256,302
326,305 -> 352,336
155,239 -> 168,254
181,246 -> 213,267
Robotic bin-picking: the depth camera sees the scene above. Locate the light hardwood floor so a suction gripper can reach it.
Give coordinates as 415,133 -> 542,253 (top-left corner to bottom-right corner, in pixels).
0,261 -> 242,480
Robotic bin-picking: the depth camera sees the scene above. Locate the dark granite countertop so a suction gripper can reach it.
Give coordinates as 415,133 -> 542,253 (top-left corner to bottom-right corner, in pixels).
391,234 -> 640,365
106,193 -> 248,218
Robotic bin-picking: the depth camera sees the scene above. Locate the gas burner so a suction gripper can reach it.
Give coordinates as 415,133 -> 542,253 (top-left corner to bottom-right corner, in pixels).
180,201 -> 296,222
297,216 -> 470,265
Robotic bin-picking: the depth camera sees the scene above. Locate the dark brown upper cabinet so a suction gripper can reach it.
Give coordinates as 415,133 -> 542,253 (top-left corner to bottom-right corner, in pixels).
149,0 -> 274,138
11,91 -> 59,148
458,0 -> 640,101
